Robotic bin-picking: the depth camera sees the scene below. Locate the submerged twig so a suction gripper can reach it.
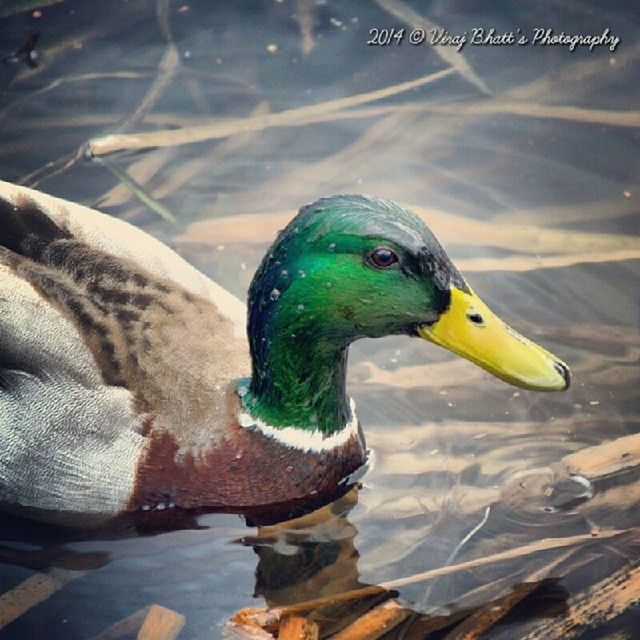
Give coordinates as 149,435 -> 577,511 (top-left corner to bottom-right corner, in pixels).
373,0 -> 490,94
18,148 -> 80,188
446,507 -> 492,569
97,148 -> 174,208
381,529 -> 625,591
294,0 -> 316,55
99,160 -> 178,224
0,73 -> 145,128
421,506 -> 491,605
86,68 -> 454,155
117,0 -> 179,131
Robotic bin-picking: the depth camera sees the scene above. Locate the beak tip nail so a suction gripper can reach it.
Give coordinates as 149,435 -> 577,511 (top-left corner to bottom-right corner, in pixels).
553,361 -> 571,390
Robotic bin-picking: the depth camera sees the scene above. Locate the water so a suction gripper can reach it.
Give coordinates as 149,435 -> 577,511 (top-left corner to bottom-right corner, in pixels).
1,1 -> 639,638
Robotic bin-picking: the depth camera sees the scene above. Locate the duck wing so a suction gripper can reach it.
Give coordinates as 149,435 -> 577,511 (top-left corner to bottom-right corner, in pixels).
0,181 -> 249,520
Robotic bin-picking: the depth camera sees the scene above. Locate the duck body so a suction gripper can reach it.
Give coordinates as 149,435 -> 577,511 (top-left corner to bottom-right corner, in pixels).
0,182 -> 367,525
0,181 -> 569,526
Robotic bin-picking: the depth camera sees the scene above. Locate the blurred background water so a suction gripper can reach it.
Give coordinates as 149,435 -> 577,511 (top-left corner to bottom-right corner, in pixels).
0,1 -> 639,638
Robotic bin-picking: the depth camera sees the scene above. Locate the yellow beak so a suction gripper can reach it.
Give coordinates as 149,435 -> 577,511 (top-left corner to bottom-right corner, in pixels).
418,288 -> 570,391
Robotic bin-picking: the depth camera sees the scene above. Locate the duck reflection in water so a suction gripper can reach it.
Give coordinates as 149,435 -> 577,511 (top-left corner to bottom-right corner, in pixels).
231,488 -> 572,638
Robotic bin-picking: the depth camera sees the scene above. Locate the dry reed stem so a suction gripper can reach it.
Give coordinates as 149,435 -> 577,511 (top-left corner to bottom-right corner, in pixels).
373,0 -> 490,94
331,598 -> 410,640
561,433 -> 640,479
0,568 -> 86,629
137,604 -> 185,640
86,68 -> 454,155
86,92 -> 640,158
20,96 -> 634,135
519,561 -> 640,639
11,113 -> 237,129
401,204 -> 640,256
428,100 -> 640,127
278,614 -> 319,639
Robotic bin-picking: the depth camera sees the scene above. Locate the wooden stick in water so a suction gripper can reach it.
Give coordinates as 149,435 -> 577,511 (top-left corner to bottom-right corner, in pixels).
520,561 -> 640,639
331,598 -> 410,640
137,604 -> 185,640
278,615 -> 319,640
561,433 -> 640,479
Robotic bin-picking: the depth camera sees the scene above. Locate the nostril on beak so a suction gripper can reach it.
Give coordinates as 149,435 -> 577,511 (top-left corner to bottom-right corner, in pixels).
553,361 -> 571,389
467,312 -> 484,325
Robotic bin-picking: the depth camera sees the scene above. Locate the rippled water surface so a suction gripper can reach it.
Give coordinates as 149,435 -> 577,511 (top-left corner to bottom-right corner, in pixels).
1,1 -> 639,638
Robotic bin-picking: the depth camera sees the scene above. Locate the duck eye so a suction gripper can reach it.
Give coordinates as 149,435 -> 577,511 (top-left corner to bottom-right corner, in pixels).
368,247 -> 398,269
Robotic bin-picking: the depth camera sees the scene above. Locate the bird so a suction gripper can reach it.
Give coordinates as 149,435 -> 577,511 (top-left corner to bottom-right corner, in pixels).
0,181 -> 570,526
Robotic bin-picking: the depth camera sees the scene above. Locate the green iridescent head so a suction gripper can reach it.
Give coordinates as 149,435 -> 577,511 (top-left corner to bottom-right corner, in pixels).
244,195 -> 569,434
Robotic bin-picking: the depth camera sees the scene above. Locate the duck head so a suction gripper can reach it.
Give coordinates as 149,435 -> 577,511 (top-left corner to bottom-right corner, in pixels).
245,195 -> 569,434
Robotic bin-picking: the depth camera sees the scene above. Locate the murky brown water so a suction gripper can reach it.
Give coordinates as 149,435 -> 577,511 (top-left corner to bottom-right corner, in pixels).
1,1 -> 639,638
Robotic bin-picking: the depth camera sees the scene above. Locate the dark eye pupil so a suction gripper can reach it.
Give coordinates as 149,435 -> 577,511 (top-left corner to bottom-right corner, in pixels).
370,248 -> 398,268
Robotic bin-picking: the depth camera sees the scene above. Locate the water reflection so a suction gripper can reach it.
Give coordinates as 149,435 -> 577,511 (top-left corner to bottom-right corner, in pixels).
3,473 -> 639,638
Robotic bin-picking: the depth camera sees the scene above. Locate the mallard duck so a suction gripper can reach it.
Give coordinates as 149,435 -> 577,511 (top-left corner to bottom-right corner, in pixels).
0,181 -> 569,525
